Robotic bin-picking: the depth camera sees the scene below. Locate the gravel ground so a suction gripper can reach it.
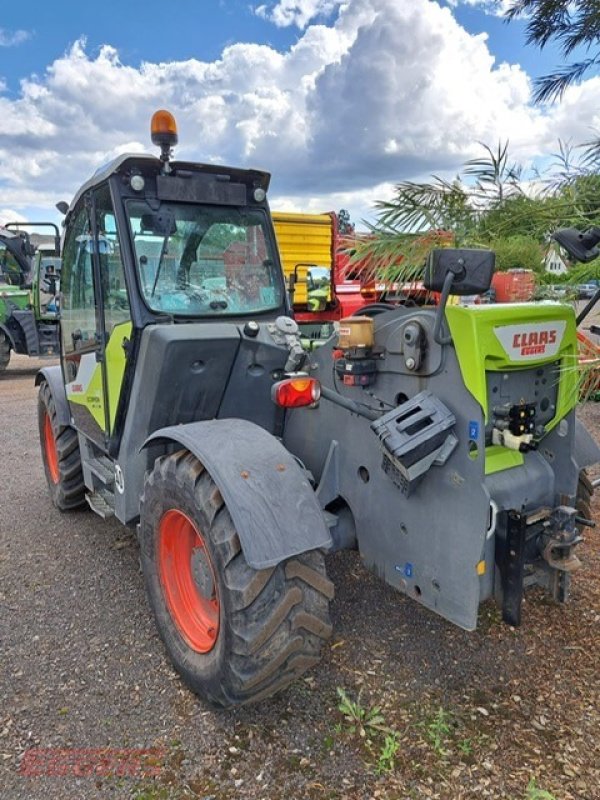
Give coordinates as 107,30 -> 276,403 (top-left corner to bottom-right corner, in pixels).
1,354 -> 599,800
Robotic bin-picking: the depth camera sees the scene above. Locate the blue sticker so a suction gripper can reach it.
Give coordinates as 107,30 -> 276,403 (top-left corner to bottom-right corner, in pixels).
469,420 -> 479,440
404,562 -> 413,578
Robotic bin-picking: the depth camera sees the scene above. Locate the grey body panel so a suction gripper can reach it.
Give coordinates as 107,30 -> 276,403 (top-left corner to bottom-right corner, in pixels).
284,307 -> 491,631
113,322 -> 292,525
283,306 -> 598,630
35,365 -> 71,427
145,419 -> 331,569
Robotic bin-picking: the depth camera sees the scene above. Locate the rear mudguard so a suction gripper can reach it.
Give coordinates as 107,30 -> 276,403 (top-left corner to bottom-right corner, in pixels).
143,419 -> 332,570
574,417 -> 600,472
35,365 -> 71,427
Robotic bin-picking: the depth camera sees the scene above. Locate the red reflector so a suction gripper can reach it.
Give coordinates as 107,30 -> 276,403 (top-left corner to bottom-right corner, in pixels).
272,377 -> 321,408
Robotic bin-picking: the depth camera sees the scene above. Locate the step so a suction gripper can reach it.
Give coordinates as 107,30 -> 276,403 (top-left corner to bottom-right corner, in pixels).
86,489 -> 114,519
86,457 -> 115,489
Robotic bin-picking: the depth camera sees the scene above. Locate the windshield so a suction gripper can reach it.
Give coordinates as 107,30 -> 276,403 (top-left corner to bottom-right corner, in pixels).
0,241 -> 26,285
127,201 -> 283,316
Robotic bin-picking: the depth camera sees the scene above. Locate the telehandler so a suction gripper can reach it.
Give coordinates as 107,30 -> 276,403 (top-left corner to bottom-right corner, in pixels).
37,111 -> 600,707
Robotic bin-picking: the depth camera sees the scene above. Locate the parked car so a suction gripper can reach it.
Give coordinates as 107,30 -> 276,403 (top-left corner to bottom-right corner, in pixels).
578,283 -> 598,299
534,284 -> 571,300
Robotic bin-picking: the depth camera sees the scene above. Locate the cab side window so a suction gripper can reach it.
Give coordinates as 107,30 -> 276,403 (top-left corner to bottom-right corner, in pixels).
60,203 -> 96,354
94,184 -> 130,335
60,186 -> 131,356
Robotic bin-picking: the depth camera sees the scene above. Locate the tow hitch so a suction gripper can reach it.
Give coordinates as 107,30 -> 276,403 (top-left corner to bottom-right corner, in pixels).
496,506 -> 594,626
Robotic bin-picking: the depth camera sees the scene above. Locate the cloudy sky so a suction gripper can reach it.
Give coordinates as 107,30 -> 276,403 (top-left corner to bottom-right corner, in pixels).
1,0 -> 599,227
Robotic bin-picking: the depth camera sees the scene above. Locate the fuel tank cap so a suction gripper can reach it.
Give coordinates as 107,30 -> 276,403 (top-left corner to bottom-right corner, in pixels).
244,321 -> 260,337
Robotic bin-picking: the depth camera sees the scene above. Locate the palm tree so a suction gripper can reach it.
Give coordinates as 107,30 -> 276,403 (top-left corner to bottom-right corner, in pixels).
505,1 -> 600,103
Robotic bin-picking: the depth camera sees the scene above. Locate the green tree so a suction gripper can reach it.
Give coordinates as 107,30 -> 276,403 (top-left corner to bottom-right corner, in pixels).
355,142 -> 544,282
492,235 -> 544,272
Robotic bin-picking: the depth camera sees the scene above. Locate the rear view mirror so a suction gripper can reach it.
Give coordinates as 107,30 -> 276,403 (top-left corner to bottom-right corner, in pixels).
140,211 -> 177,236
553,226 -> 600,263
424,248 -> 495,296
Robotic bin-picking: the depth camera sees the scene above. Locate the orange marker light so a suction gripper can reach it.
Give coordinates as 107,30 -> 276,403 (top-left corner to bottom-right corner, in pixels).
151,109 -> 178,146
272,377 -> 321,408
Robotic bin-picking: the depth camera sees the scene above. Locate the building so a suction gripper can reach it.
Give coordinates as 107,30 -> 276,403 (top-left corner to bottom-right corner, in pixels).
544,246 -> 568,276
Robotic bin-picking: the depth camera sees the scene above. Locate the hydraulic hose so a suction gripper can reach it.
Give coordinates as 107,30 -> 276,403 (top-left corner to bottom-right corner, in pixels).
320,385 -> 381,421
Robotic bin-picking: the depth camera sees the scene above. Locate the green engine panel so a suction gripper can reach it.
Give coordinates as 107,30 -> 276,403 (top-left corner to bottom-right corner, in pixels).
446,302 -> 578,424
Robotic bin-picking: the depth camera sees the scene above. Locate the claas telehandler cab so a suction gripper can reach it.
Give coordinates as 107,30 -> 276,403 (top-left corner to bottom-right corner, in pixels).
37,111 -> 600,707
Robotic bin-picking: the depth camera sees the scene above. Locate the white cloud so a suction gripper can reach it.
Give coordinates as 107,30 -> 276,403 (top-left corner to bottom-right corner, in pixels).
255,0 -> 343,28
0,209 -> 27,226
1,0 -> 599,225
444,0 -> 514,15
0,28 -> 32,47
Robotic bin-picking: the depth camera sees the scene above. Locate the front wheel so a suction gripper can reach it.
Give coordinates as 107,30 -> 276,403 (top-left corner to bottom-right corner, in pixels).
38,381 -> 86,510
139,450 -> 333,708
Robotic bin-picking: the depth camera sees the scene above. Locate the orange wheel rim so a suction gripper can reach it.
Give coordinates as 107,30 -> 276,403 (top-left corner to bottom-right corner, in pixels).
44,412 -> 60,484
158,509 -> 220,653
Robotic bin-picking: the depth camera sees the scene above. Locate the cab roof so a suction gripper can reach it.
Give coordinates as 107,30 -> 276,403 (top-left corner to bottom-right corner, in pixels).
66,153 -> 271,219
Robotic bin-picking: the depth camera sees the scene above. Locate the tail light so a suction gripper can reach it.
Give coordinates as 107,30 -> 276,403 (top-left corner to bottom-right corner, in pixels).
360,280 -> 377,299
272,377 -> 321,408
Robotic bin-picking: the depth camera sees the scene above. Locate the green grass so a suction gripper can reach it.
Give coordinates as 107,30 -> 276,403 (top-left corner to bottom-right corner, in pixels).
423,707 -> 454,757
336,686 -> 389,739
525,778 -> 557,800
375,733 -> 400,774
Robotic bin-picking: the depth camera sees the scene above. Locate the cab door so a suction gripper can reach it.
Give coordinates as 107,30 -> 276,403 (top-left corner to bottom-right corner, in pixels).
60,185 -> 131,449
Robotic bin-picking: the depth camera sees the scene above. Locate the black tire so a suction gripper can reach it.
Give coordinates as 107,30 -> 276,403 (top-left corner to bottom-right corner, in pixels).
576,469 -> 594,523
38,381 -> 86,510
139,449 -> 334,708
353,302 -> 398,317
0,330 -> 10,373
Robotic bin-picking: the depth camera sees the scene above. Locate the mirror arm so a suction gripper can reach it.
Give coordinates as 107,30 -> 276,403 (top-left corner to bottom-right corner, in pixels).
433,270 -> 456,345
577,286 -> 600,326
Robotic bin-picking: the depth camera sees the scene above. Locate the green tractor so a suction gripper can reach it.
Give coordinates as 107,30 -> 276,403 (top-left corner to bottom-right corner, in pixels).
0,222 -> 62,372
36,111 -> 600,707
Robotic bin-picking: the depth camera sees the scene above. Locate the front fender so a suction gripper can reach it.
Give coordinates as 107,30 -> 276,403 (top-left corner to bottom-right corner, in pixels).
143,418 -> 331,570
0,323 -> 17,350
35,365 -> 71,428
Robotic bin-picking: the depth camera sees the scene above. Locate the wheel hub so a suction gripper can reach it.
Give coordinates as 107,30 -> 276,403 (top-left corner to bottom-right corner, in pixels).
190,546 -> 215,599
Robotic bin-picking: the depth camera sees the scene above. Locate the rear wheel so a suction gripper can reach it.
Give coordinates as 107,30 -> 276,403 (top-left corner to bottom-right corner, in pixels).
0,331 -> 11,373
139,449 -> 333,708
38,381 -> 86,510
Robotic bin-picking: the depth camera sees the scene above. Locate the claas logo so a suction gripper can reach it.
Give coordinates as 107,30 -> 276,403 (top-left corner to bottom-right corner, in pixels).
512,329 -> 557,357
